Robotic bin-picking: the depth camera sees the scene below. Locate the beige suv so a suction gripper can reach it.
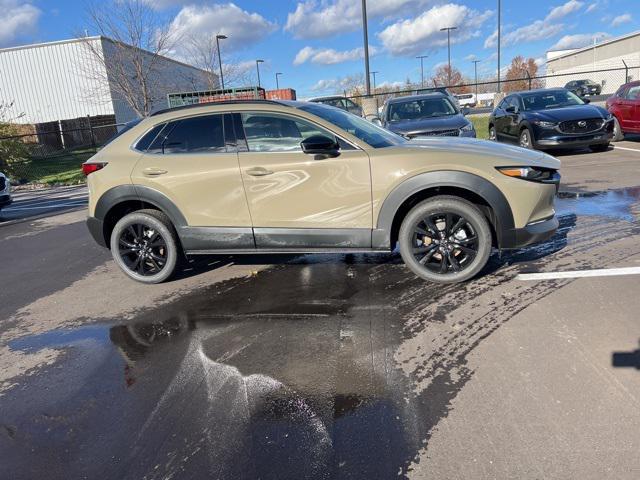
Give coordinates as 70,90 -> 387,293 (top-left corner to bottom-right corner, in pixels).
84,100 -> 560,284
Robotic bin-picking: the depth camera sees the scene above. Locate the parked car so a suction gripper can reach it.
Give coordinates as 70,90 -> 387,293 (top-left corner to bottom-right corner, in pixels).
380,93 -> 475,138
455,93 -> 477,108
308,96 -> 363,116
488,88 -> 614,152
0,172 -> 12,213
84,99 -> 560,284
565,79 -> 602,97
606,80 -> 640,141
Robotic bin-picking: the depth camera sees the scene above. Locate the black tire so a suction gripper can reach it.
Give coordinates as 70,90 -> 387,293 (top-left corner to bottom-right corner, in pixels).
110,209 -> 180,284
398,196 -> 492,284
488,125 -> 497,141
519,127 -> 534,149
612,117 -> 625,142
589,143 -> 610,153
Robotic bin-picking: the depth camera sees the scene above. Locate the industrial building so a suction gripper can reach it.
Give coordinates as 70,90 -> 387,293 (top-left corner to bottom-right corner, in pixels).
546,30 -> 640,94
0,36 -> 212,126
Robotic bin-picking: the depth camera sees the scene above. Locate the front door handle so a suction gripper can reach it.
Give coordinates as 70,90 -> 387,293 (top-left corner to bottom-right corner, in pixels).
246,167 -> 274,177
143,168 -> 168,176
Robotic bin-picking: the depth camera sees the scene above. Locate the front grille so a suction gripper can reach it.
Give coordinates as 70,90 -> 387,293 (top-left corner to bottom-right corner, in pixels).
416,129 -> 460,137
559,118 -> 604,134
0,177 -> 5,191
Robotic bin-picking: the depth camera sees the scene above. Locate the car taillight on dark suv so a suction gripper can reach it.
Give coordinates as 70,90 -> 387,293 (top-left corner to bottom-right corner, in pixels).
82,162 -> 107,176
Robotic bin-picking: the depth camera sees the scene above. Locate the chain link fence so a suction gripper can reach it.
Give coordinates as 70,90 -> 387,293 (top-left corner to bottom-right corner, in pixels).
0,117 -> 123,186
346,64 -> 640,139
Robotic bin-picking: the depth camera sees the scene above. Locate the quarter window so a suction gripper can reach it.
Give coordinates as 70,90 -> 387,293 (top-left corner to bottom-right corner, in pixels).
241,113 -> 335,152
148,115 -> 225,154
135,123 -> 166,152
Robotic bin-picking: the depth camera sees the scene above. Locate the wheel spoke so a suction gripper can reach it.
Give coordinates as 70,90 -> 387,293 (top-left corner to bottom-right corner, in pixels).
457,236 -> 477,245
424,216 -> 439,235
150,252 -> 165,263
449,217 -> 466,235
413,244 -> 436,255
448,252 -> 461,272
127,225 -> 138,241
415,225 -> 428,236
149,239 -> 166,248
439,254 -> 448,273
137,258 -> 146,274
119,247 -> 137,255
455,244 -> 477,255
419,248 -> 437,265
119,238 -> 136,249
148,257 -> 161,272
445,213 -> 454,234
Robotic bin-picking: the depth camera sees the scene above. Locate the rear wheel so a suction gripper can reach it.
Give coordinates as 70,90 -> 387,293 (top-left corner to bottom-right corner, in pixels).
519,127 -> 534,149
612,117 -> 625,142
398,196 -> 492,283
110,209 -> 179,284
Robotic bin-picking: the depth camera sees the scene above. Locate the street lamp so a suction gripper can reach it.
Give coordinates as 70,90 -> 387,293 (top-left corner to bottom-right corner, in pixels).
370,71 -> 379,92
440,26 -> 458,85
275,72 -> 283,90
472,60 -> 481,101
255,59 -> 264,88
361,0 -> 371,96
215,34 -> 227,91
416,55 -> 428,87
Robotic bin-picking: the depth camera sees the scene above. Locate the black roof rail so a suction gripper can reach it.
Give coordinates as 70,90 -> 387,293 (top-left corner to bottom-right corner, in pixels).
150,99 -> 286,117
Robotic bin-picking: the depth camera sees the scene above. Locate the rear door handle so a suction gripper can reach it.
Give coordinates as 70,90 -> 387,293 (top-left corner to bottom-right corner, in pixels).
246,167 -> 274,177
143,168 -> 168,176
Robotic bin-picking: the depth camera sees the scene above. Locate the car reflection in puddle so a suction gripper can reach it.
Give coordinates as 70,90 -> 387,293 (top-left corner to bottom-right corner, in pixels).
556,187 -> 640,222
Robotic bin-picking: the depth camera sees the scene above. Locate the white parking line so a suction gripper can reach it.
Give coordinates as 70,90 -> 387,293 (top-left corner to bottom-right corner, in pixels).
517,267 -> 640,281
613,146 -> 640,153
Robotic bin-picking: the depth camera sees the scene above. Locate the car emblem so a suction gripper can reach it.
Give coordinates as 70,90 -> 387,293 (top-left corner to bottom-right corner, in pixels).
578,121 -> 587,127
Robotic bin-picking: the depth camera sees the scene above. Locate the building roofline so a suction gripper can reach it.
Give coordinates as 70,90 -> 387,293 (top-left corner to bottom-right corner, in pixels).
547,30 -> 640,63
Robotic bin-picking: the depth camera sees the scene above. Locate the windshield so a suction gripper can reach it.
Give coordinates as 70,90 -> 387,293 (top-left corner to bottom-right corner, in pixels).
297,103 -> 407,148
521,90 -> 585,111
388,97 -> 457,122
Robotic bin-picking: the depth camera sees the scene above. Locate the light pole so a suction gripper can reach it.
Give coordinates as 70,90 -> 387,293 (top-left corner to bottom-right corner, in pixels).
440,26 -> 457,85
275,72 -> 283,90
361,0 -> 371,95
370,71 -> 379,92
255,59 -> 264,88
497,0 -> 501,92
472,59 -> 481,101
416,55 -> 428,87
215,34 -> 227,91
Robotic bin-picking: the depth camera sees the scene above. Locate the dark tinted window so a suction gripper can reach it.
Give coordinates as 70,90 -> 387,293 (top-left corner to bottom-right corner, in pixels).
148,115 -> 225,154
135,123 -> 166,151
241,113 -> 332,152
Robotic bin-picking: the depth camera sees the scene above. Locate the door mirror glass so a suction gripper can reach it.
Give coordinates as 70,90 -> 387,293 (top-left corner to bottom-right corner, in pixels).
300,135 -> 340,157
369,116 -> 383,126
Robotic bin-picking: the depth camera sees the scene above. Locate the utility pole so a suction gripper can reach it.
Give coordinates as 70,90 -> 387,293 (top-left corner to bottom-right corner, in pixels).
416,55 -> 428,87
440,26 -> 457,85
497,0 -> 502,92
370,71 -> 379,92
256,59 -> 264,88
472,60 -> 481,101
275,72 -> 283,90
215,34 -> 227,91
361,0 -> 371,95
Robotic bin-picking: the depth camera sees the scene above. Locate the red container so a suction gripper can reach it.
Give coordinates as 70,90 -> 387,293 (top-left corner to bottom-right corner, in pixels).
266,89 -> 297,100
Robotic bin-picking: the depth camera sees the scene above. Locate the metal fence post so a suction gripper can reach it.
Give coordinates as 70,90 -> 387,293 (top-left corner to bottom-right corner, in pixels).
526,70 -> 532,90
622,59 -> 629,83
87,115 -> 97,152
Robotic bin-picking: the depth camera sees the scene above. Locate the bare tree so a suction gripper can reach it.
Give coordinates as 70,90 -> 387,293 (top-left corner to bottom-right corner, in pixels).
81,0 -> 179,117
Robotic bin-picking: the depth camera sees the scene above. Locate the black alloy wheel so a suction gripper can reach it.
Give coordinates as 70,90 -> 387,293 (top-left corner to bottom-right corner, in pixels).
118,223 -> 168,276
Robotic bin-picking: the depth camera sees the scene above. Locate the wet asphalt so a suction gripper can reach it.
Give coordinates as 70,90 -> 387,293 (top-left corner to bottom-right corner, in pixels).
2,158 -> 640,479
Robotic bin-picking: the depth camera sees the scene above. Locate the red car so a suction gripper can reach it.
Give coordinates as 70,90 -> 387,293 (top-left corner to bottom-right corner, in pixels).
607,81 -> 640,140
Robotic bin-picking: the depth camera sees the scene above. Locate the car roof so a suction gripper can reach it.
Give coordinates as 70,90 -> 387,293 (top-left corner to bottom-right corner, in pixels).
386,92 -> 447,104
511,88 -> 569,96
307,96 -> 346,102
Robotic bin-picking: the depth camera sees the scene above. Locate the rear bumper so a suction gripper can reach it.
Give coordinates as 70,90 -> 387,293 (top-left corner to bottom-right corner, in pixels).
87,216 -> 107,248
500,216 -> 559,249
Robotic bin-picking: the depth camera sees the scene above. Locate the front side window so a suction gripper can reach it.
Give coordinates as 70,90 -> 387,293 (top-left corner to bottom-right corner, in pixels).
241,113 -> 335,152
148,115 -> 225,154
624,86 -> 640,100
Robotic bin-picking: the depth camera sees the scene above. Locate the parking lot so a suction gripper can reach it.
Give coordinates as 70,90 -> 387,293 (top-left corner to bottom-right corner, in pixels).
1,142 -> 640,479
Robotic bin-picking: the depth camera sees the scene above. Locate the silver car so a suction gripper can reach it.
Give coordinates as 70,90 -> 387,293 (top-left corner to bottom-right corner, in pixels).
0,172 -> 12,212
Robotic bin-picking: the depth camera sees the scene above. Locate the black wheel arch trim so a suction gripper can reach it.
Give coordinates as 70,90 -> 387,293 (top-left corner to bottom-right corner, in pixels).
372,170 -> 516,249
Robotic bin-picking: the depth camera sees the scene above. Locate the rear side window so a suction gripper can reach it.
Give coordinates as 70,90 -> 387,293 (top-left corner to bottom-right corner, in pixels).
147,115 -> 226,154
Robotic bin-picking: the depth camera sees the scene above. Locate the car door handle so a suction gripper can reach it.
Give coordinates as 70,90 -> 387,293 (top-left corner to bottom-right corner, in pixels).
142,168 -> 168,176
246,167 -> 274,177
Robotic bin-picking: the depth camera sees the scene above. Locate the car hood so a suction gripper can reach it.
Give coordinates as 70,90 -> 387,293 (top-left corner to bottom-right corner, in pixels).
527,104 -> 608,122
386,114 -> 468,134
397,137 -> 561,169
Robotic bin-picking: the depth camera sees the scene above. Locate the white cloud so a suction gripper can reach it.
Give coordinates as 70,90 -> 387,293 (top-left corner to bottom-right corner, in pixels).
141,0 -> 184,9
611,13 -> 632,27
465,54 -> 478,61
293,45 -> 378,65
168,3 -> 276,52
545,0 -> 584,22
378,3 -> 493,56
0,0 -> 41,47
285,0 -> 432,39
310,77 -> 357,92
549,32 -> 610,50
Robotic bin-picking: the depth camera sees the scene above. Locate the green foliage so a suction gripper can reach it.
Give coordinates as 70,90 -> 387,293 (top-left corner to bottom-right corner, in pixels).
0,123 -> 31,179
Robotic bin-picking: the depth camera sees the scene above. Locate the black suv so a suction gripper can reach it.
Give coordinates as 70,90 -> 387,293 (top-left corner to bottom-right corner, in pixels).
565,79 -> 602,97
488,88 -> 613,151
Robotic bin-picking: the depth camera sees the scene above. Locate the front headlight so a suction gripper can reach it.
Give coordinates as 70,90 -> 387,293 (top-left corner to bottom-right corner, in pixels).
496,166 -> 557,182
460,122 -> 474,132
532,120 -> 558,128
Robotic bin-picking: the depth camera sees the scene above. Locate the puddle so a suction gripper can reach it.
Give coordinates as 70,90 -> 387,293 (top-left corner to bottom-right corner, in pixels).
557,187 -> 640,221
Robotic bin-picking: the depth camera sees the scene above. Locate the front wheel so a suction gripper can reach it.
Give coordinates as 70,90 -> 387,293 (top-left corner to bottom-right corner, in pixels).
398,196 -> 492,283
519,127 -> 534,149
110,209 -> 180,284
612,117 -> 624,142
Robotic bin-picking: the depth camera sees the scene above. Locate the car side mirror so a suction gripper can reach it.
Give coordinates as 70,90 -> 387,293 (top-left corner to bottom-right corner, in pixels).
370,116 -> 383,126
505,105 -> 517,114
461,107 -> 470,116
583,98 -> 591,104
300,135 -> 340,157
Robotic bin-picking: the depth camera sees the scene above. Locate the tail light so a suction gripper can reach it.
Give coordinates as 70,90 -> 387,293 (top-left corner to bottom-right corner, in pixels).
82,162 -> 107,176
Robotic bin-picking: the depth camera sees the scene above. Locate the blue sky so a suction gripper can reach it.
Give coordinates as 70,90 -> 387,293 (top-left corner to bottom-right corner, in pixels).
1,0 -> 638,97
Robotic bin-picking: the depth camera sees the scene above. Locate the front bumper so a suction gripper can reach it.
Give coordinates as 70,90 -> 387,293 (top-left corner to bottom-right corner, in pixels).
533,121 -> 613,149
0,194 -> 12,208
87,216 -> 107,248
501,216 -> 559,249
